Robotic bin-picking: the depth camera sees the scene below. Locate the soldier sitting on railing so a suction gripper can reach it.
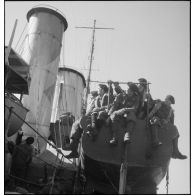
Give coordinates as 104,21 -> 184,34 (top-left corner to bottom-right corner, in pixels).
106,81 -> 126,126
64,88 -> 106,159
86,84 -> 109,139
86,90 -> 99,115
108,82 -> 141,145
148,95 -> 187,159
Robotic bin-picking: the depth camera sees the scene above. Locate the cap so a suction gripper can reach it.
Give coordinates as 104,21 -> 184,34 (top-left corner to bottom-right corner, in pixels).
99,84 -> 108,93
26,137 -> 34,144
138,78 -> 147,84
91,90 -> 98,97
165,95 -> 175,104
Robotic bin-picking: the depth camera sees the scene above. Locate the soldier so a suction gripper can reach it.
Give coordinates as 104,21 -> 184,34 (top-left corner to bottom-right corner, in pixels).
59,112 -> 75,150
10,136 -> 34,179
148,95 -> 187,159
109,83 -> 141,145
86,84 -> 109,138
64,119 -> 83,159
136,78 -> 150,117
106,82 -> 125,126
138,78 -> 148,104
86,90 -> 98,116
65,84 -> 109,158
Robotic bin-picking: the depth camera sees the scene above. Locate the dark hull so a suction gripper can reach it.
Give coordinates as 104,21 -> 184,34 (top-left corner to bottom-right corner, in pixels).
80,116 -> 177,194
82,153 -> 168,194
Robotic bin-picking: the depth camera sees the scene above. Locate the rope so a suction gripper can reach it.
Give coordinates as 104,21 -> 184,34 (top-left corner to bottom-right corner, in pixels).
49,152 -> 60,194
103,170 -> 118,193
146,83 -> 151,128
15,22 -> 28,51
166,168 -> 169,194
4,104 -> 72,163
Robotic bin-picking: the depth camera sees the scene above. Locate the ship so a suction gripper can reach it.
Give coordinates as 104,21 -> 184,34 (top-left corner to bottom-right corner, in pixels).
5,4 -> 183,195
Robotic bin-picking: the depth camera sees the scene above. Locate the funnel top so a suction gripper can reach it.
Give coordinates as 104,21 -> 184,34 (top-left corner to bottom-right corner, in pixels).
27,6 -> 68,31
59,67 -> 86,87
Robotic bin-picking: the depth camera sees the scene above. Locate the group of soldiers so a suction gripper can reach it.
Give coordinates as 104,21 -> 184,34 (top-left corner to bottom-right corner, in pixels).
65,78 -> 187,160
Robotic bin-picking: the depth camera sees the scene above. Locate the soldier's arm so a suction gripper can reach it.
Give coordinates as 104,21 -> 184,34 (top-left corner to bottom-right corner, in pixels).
108,94 -> 122,115
148,101 -> 162,119
101,94 -> 108,107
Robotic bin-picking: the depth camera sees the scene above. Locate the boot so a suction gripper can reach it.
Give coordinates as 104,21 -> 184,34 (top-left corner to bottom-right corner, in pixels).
86,113 -> 97,137
151,125 -> 162,148
172,137 -> 187,160
90,112 -> 98,139
124,122 -> 134,144
124,131 -> 131,144
109,123 -> 118,146
106,117 -> 112,127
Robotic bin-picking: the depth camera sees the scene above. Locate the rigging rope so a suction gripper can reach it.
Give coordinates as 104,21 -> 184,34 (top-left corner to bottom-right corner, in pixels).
166,168 -> 169,194
14,22 -> 28,51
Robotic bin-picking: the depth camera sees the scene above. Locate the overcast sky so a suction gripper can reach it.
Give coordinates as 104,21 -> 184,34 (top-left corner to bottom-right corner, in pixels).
4,1 -> 190,194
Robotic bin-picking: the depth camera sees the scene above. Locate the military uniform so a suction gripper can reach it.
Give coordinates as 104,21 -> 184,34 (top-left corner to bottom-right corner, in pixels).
86,91 -> 98,116
10,137 -> 34,179
86,84 -> 109,138
65,119 -> 84,159
109,83 -> 140,145
149,95 -> 187,159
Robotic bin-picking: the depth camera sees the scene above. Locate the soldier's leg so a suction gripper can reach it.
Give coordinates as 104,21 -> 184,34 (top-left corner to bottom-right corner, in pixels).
172,132 -> 187,160
124,121 -> 135,143
109,110 -> 124,145
97,110 -> 108,129
109,120 -> 119,145
150,124 -> 162,148
86,112 -> 98,139
124,111 -> 136,143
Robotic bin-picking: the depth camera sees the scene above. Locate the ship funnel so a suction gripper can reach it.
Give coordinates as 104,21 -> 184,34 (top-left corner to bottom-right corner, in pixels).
21,6 -> 68,152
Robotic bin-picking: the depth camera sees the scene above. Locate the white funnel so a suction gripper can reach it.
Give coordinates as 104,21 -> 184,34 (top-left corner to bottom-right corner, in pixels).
21,6 -> 68,152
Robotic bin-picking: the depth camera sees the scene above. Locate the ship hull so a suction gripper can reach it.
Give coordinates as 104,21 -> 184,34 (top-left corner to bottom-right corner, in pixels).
81,153 -> 168,194
79,115 -> 177,194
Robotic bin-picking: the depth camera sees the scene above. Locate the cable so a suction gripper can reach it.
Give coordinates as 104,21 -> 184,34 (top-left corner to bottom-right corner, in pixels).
15,22 -> 28,51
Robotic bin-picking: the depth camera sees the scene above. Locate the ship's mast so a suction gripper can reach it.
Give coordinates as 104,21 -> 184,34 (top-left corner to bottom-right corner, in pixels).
76,20 -> 114,110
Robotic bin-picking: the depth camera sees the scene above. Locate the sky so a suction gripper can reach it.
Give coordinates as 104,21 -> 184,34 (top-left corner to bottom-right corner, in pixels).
4,1 -> 190,194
